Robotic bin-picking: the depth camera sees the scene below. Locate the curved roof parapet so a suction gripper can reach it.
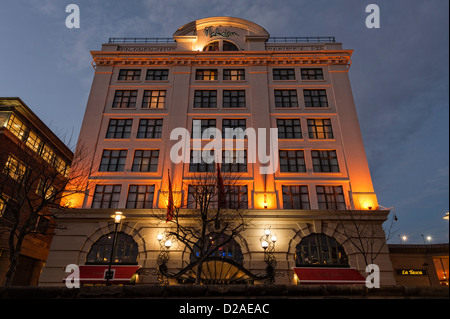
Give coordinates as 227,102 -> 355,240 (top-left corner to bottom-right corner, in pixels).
173,16 -> 270,37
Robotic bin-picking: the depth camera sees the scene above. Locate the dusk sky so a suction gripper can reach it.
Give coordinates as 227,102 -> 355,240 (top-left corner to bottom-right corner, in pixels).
0,0 -> 448,244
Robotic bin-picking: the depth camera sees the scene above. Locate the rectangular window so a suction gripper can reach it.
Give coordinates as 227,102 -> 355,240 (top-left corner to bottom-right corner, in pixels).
137,119 -> 163,139
307,119 -> 333,139
146,69 -> 169,81
118,69 -> 141,81
225,185 -> 248,209
6,114 -> 27,141
41,144 -> 55,164
189,150 -> 215,172
222,150 -> 247,172
223,90 -> 246,108
195,69 -> 218,81
223,69 -> 245,81
132,150 -> 159,172
311,150 -> 339,172
222,119 -> 246,139
3,155 -> 27,182
112,90 -> 138,109
187,184 -> 215,209
279,150 -> 306,172
126,185 -> 155,209
26,130 -> 42,153
99,150 -> 127,172
36,179 -> 56,201
106,119 -> 133,139
53,156 -> 67,176
0,196 -> 6,217
273,69 -> 295,80
274,90 -> 298,108
304,89 -> 328,108
301,68 -> 324,80
194,90 -> 217,108
142,90 -> 166,109
282,185 -> 310,209
92,185 -> 121,209
316,186 -> 346,210
277,119 -> 302,139
192,119 -> 216,139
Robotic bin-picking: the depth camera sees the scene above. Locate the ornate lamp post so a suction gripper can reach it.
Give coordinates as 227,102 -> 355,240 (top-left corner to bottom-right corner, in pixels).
260,227 -> 277,285
154,231 -> 173,284
105,211 -> 124,285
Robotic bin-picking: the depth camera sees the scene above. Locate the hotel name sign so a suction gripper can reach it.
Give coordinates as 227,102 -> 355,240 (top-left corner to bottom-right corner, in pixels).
204,26 -> 239,38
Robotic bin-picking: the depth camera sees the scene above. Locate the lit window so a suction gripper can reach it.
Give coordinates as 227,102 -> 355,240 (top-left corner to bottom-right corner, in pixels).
195,69 -> 218,81
86,232 -> 138,265
142,90 -> 166,109
295,233 -> 348,266
223,69 -> 245,81
307,119 -> 333,139
3,155 -> 27,182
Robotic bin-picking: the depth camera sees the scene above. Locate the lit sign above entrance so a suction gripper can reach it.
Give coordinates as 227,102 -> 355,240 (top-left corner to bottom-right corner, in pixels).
396,269 -> 427,276
204,26 -> 239,38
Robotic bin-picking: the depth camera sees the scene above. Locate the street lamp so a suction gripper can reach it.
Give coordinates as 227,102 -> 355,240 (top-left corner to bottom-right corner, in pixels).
155,231 -> 173,284
106,211 -> 125,285
260,227 -> 277,285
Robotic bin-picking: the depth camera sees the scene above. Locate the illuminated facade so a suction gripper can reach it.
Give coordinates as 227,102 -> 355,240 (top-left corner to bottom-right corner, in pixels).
40,17 -> 396,286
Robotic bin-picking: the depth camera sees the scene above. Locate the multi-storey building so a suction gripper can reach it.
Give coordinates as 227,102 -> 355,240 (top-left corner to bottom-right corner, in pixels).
40,17 -> 396,286
0,97 -> 73,285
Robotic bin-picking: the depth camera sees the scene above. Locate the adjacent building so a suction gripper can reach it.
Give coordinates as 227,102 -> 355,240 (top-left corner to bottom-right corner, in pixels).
39,17 -> 396,286
0,97 -> 73,285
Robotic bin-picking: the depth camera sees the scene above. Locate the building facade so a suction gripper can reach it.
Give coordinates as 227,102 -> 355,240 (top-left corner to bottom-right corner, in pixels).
39,17 -> 396,286
0,97 -> 73,285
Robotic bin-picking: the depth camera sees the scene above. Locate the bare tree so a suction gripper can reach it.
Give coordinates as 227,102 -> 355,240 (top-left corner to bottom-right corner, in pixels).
0,140 -> 93,286
154,167 -> 251,285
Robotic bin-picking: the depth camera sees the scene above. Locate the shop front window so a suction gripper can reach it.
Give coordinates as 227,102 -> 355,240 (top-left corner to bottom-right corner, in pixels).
295,233 -> 348,267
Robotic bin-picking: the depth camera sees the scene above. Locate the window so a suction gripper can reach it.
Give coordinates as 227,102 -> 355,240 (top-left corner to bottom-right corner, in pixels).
187,184 -> 215,209
118,69 -> 141,81
195,69 -> 218,81
277,119 -> 302,139
0,196 -> 7,217
223,90 -> 246,108
36,179 -> 56,201
137,119 -> 163,139
311,150 -> 339,172
192,119 -> 216,139
274,90 -> 298,108
225,185 -> 248,209
190,234 -> 243,265
307,119 -> 333,139
106,119 -> 133,139
126,185 -> 155,209
53,156 -> 67,176
273,69 -> 295,80
316,186 -> 346,210
194,90 -> 217,108
304,89 -> 328,108
301,68 -> 324,80
41,144 -> 55,164
295,233 -> 348,267
279,150 -> 306,173
222,150 -> 247,172
203,40 -> 240,52
189,150 -> 215,172
6,114 -> 27,140
142,90 -> 166,109
86,232 -> 138,265
25,130 -> 42,153
146,69 -> 169,81
99,150 -> 127,172
92,185 -> 121,209
223,69 -> 245,81
222,119 -> 246,139
35,215 -> 50,234
223,40 -> 239,51
282,185 -> 310,209
3,155 -> 27,181
112,90 -> 138,108
132,150 -> 159,172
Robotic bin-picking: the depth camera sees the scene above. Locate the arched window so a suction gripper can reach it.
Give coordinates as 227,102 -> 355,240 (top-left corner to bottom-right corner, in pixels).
86,232 -> 139,265
295,233 -> 348,267
190,233 -> 244,265
203,40 -> 240,52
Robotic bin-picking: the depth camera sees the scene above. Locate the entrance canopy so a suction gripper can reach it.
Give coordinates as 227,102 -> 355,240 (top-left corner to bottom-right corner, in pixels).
293,267 -> 366,285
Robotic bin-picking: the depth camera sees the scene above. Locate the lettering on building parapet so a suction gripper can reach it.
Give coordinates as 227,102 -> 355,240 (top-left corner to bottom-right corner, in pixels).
267,45 -> 325,51
204,26 -> 239,38
119,47 -> 176,52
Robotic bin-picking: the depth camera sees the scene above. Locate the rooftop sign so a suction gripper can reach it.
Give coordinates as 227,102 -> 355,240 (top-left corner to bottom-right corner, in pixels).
204,26 -> 239,38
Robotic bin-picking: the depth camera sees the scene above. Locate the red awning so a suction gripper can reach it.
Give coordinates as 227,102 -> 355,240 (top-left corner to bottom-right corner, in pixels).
79,265 -> 140,284
293,267 -> 366,285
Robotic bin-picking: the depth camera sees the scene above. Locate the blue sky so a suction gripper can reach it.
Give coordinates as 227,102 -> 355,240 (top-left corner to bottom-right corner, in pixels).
0,0 -> 448,243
